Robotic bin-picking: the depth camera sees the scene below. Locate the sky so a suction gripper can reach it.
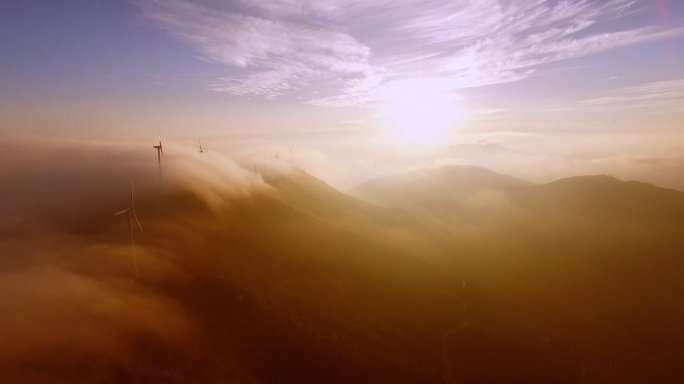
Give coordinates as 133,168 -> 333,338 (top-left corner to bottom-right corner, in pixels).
1,0 -> 684,189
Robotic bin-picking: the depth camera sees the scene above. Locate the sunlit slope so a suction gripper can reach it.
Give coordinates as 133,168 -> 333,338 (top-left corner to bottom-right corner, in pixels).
352,166 -> 684,225
265,168 -> 413,227
351,165 -> 532,225
352,165 -> 531,204
351,166 -> 684,383
119,169 -> 684,383
4,158 -> 684,383
2,167 -> 466,383
534,174 -> 684,223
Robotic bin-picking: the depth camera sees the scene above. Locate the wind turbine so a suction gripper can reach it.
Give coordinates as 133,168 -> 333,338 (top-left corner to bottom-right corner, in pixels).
153,125 -> 164,180
114,181 -> 143,279
275,151 -> 279,160
288,146 -> 294,167
198,139 -> 204,154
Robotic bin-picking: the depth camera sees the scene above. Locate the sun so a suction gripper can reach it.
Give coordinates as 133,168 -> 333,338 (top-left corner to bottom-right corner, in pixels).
379,79 -> 464,143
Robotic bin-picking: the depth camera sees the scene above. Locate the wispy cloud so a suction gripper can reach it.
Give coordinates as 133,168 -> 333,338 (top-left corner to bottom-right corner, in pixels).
136,0 -> 377,100
580,79 -> 684,109
468,108 -> 509,120
136,0 -> 681,106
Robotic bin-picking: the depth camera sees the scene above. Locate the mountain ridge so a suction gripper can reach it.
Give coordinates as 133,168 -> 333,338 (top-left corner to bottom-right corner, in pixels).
4,160 -> 684,383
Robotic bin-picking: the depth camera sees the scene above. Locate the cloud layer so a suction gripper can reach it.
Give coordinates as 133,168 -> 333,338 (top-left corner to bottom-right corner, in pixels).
2,137 -> 684,382
580,78 -> 684,112
136,0 -> 680,105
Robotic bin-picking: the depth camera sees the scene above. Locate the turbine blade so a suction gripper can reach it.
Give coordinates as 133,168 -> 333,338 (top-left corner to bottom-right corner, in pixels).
160,146 -> 164,156
131,209 -> 143,232
114,208 -> 130,215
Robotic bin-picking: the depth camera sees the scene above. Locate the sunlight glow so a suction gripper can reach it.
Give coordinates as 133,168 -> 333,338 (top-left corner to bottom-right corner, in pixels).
379,79 -> 465,143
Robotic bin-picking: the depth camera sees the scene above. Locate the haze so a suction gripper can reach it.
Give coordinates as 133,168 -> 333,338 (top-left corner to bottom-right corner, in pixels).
2,1 -> 684,383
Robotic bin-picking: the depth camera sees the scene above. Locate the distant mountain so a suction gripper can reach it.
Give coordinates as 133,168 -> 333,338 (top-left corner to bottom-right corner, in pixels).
264,168 -> 410,227
379,142 -> 517,169
281,168 -> 684,384
427,142 -> 512,160
352,165 -> 684,226
350,165 -> 532,225
5,158 -> 684,384
527,174 -> 684,224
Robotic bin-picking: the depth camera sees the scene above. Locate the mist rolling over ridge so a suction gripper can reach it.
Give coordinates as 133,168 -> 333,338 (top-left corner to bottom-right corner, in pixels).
3,0 -> 684,382
1,138 -> 683,383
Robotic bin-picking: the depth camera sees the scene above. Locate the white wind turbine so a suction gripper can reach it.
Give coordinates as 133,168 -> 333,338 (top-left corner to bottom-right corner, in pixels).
153,125 -> 164,180
114,181 -> 143,279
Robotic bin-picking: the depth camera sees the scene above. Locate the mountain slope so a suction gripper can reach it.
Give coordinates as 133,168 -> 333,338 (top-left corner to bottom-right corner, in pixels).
266,168 -> 412,227
351,165 -> 532,225
4,159 -> 684,384
2,167 -> 468,384
532,174 -> 684,223
352,166 -> 684,226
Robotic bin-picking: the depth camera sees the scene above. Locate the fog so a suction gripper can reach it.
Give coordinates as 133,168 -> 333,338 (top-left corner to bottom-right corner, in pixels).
361,142 -> 684,193
2,138 -> 684,383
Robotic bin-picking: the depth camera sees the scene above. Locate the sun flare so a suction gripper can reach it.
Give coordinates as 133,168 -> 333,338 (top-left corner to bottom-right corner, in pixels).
380,79 -> 464,143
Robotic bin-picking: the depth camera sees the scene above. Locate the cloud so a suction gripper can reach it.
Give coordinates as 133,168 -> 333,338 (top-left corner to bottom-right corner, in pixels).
1,137 -> 683,382
369,0 -> 680,89
136,0 -> 680,106
0,136 -> 303,366
579,78 -> 684,112
0,137 -> 302,379
468,108 -> 509,119
0,264 -> 188,361
0,137 -> 271,229
380,141 -> 684,192
136,0 -> 377,99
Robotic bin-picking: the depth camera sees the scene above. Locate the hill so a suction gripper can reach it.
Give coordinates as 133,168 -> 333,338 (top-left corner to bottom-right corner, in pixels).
351,165 -> 532,226
350,166 -> 684,383
3,150 -> 684,384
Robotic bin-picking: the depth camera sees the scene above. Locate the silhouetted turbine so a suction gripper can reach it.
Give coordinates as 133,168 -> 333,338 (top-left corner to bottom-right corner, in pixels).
114,181 -> 143,278
198,139 -> 204,154
153,125 -> 164,180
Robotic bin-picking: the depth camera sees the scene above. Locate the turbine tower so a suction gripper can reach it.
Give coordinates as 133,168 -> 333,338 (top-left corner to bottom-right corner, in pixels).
198,139 -> 204,154
288,146 -> 294,167
114,181 -> 143,279
153,125 -> 164,180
